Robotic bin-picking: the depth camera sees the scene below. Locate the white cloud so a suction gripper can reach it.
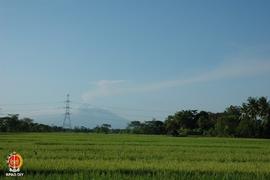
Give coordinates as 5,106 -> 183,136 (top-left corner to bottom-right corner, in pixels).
96,80 -> 126,86
81,59 -> 270,102
82,80 -> 127,101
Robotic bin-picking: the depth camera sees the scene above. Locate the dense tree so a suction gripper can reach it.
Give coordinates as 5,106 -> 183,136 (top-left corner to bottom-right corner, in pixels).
93,124 -> 112,133
225,106 -> 241,117
127,121 -> 144,134
216,115 -> 240,136
164,110 -> 198,136
164,115 -> 179,136
162,97 -> 270,138
127,119 -> 165,134
238,97 -> 270,137
175,110 -> 198,129
214,106 -> 241,136
142,119 -> 165,134
197,111 -> 212,131
0,114 -> 63,132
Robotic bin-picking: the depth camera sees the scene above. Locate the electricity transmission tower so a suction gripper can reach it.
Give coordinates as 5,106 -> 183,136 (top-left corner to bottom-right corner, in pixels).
63,94 -> 71,129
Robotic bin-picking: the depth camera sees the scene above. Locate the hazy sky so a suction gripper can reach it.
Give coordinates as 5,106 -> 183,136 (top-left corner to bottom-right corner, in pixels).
1,0 -> 270,121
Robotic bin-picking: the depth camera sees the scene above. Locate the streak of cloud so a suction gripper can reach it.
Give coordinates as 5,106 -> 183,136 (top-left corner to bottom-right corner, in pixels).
82,59 -> 270,102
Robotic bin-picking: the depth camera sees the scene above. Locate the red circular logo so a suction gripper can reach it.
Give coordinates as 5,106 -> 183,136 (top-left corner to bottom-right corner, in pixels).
7,152 -> 23,172
8,155 -> 21,168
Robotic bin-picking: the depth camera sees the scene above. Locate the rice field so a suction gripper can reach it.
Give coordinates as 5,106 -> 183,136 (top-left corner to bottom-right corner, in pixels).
0,133 -> 270,179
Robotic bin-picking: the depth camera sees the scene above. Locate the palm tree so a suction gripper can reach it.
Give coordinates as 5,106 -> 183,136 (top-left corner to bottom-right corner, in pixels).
258,97 -> 269,120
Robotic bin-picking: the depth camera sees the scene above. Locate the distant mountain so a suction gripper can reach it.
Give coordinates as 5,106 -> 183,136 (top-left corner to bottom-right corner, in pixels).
32,106 -> 130,129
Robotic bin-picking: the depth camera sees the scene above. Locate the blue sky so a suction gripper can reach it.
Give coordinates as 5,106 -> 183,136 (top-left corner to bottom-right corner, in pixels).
0,0 -> 270,122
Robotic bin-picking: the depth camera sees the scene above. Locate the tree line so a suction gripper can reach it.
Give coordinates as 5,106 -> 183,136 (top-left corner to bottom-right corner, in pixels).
127,96 -> 270,138
0,96 -> 269,138
0,114 -> 64,132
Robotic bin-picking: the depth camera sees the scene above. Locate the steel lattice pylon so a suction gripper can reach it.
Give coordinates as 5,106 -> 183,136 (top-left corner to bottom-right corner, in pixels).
63,94 -> 71,129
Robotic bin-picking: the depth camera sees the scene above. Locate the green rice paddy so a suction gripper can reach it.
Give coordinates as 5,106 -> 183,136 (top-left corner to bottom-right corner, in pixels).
0,133 -> 270,179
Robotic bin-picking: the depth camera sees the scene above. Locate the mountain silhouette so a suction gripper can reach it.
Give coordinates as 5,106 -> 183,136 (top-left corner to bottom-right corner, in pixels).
33,106 -> 129,129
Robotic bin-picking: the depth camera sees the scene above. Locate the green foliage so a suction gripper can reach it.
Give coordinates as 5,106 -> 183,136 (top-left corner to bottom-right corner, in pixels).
215,115 -> 239,136
93,124 -> 112,134
127,119 -> 165,135
0,114 -> 63,132
164,96 -> 270,138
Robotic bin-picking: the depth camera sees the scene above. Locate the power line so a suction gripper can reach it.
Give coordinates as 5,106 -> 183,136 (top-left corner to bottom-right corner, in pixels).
0,106 -> 63,111
0,100 -> 175,114
0,101 -> 63,106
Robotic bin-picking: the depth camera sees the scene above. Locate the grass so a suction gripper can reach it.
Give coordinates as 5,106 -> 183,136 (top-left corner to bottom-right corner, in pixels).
0,133 -> 270,179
